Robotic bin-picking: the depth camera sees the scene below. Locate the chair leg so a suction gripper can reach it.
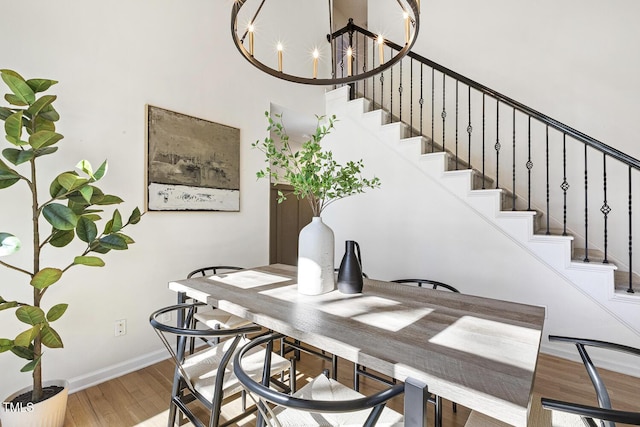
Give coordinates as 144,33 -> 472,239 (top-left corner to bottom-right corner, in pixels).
331,355 -> 338,380
453,401 -> 457,413
435,395 -> 443,427
354,363 -> 360,392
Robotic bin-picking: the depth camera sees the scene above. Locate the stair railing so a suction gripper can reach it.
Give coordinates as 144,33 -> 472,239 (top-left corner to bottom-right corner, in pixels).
330,21 -> 639,293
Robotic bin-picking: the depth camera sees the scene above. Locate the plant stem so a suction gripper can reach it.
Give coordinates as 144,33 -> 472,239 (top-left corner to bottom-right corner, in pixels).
29,157 -> 43,402
0,260 -> 32,276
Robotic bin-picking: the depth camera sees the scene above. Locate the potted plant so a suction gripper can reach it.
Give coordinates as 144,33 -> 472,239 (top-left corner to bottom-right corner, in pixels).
252,111 -> 379,295
0,69 -> 141,427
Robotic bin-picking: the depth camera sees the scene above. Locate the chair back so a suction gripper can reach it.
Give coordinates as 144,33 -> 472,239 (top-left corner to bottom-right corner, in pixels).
149,303 -> 261,395
392,278 -> 460,293
187,265 -> 242,278
234,333 -> 404,427
543,335 -> 640,427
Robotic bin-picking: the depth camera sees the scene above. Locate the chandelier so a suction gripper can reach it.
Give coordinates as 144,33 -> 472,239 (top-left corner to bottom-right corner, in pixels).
231,0 -> 420,85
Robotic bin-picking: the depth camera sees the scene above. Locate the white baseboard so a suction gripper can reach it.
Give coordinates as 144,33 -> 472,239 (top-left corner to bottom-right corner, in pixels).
67,349 -> 169,394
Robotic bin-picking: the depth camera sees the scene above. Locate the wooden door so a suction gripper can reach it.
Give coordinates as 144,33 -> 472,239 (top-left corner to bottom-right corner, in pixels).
269,184 -> 313,265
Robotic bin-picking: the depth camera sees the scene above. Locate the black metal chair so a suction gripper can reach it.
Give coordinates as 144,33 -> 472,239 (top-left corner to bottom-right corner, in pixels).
150,303 -> 292,427
184,266 -> 253,346
353,278 -> 460,427
235,332 -> 405,427
541,335 -> 640,427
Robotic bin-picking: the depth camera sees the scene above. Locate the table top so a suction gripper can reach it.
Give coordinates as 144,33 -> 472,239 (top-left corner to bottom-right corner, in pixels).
169,264 -> 545,426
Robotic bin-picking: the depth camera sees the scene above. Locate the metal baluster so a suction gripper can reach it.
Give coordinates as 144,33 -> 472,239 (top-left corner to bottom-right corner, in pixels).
398,60 -> 403,122
601,154 -> 610,264
584,143 -> 590,262
410,59 -> 413,137
360,34 -> 365,99
372,39 -> 376,107
482,94 -> 486,188
545,125 -> 550,234
628,166 -> 634,293
455,80 -> 459,169
390,61 -> 394,122
527,117 -> 533,211
442,74 -> 446,151
431,68 -> 435,152
467,86 -> 472,168
561,134 -> 569,236
380,70 -> 384,114
495,100 -> 500,189
512,108 -> 516,210
419,63 -> 424,137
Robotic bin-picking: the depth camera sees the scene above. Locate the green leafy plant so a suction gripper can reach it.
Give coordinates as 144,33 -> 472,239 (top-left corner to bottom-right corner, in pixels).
0,69 -> 141,402
252,112 -> 380,216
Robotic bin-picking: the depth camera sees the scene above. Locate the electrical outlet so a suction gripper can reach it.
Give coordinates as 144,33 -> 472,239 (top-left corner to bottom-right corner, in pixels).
114,319 -> 126,336
160,312 -> 172,323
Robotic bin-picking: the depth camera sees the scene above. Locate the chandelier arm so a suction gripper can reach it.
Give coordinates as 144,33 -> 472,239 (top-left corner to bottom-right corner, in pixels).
239,0 -> 267,43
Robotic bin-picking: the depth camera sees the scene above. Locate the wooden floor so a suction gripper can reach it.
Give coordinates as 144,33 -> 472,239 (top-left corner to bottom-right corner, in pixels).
62,350 -> 640,427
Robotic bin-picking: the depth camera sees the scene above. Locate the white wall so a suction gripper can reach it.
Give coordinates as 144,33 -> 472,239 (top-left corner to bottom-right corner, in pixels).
371,0 -> 640,159
0,0 -> 326,400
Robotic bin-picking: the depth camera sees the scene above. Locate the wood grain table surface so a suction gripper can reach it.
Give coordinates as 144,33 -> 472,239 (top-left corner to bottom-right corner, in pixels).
169,264 -> 545,426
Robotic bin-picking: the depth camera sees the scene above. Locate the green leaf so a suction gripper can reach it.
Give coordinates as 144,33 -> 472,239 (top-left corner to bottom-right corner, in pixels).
4,111 -> 23,142
29,130 -> 63,149
41,325 -> 63,349
58,172 -> 88,191
39,104 -> 59,122
79,185 -> 93,203
111,209 -> 123,233
82,213 -> 102,221
26,78 -> 57,93
1,71 -> 35,104
15,306 -> 46,325
0,106 -> 13,120
34,146 -> 58,158
93,160 -> 108,180
0,232 -> 21,256
10,345 -> 34,360
116,232 -> 134,244
127,207 -> 142,225
26,95 -> 56,116
42,203 -> 79,230
0,338 -> 13,353
76,216 -> 97,243
76,159 -> 93,176
0,168 -> 21,189
3,148 -> 34,165
32,115 -> 56,133
95,195 -> 123,205
46,304 -> 68,322
74,256 -> 105,267
99,234 -> 128,250
4,94 -> 27,106
90,244 -> 111,254
30,267 -> 62,289
49,229 -> 74,247
14,326 -> 39,347
20,357 -> 40,372
0,301 -> 19,311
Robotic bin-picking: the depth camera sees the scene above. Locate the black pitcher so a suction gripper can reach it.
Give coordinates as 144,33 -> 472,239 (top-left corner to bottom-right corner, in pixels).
337,240 -> 363,294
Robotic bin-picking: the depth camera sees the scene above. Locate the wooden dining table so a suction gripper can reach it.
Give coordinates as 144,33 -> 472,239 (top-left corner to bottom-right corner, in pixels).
168,264 -> 546,426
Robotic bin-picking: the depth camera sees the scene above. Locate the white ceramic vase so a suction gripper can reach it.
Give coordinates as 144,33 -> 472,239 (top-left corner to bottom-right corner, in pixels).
297,216 -> 335,295
0,379 -> 69,427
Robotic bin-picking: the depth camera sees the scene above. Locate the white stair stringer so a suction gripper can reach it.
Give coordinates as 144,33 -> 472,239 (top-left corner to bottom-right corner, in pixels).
324,86 -> 640,338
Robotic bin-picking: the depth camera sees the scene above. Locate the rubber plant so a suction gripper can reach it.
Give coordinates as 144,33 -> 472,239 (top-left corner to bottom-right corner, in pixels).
0,69 -> 141,402
252,112 -> 381,216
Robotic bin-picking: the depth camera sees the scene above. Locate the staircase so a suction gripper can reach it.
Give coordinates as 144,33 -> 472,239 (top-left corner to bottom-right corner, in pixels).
325,85 -> 640,339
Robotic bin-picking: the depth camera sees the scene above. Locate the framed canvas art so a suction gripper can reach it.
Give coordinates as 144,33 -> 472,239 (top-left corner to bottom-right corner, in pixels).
146,106 -> 240,211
